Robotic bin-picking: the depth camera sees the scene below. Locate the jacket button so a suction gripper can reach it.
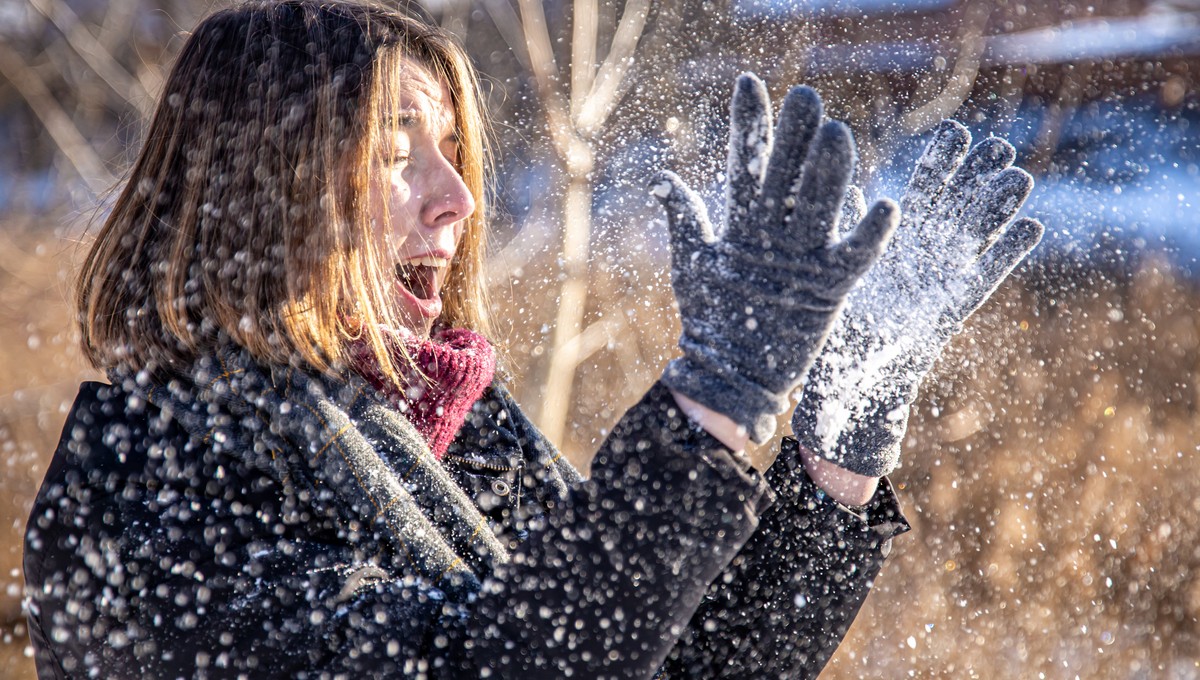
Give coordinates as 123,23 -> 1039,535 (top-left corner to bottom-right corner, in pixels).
491,479 -> 511,497
879,538 -> 893,559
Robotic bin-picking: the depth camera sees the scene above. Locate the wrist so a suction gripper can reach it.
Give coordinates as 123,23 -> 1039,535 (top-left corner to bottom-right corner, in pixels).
668,389 -> 751,455
791,389 -> 906,478
798,444 -> 880,507
661,355 -> 783,445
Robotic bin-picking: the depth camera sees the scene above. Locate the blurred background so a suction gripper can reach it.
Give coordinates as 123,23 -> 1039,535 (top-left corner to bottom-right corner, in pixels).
1,0 -> 1198,677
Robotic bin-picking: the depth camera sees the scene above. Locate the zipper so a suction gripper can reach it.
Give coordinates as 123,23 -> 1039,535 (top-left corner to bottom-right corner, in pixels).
444,453 -> 521,473
446,453 -> 526,508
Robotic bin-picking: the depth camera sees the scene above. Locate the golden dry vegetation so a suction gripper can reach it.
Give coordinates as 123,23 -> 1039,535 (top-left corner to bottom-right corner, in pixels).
1,221 -> 1198,678
499,242 -> 1200,678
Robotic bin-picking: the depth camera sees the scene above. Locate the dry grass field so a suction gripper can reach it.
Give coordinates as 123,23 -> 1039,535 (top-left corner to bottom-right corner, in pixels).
1,219 -> 1197,678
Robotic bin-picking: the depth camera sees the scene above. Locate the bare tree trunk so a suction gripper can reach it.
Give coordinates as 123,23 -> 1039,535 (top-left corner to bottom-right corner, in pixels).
472,0 -> 649,447
531,0 -> 648,447
538,163 -> 593,445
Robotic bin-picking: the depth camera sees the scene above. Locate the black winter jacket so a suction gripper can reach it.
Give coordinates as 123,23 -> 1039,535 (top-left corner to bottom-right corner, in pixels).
25,379 -> 907,678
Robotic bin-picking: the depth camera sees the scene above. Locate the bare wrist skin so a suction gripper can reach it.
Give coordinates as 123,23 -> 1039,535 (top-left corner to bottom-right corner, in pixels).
798,445 -> 880,507
668,389 -> 881,507
669,389 -> 752,455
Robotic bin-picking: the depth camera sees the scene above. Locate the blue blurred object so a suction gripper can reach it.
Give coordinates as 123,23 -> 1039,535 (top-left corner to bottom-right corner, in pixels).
872,97 -> 1200,275
795,13 -> 1200,74
733,0 -> 954,21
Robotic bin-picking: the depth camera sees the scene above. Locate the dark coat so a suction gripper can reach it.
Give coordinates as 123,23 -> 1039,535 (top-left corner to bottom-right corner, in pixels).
25,379 -> 907,679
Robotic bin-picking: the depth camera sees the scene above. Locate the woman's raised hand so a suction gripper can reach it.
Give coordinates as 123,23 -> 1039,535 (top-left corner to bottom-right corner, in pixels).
791,120 -> 1045,477
654,73 -> 899,444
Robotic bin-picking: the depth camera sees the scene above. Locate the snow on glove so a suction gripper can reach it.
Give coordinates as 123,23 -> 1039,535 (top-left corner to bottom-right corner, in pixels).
791,120 -> 1046,476
654,73 -> 899,444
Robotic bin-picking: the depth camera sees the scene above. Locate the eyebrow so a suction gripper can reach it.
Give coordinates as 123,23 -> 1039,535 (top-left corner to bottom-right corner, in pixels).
387,109 -> 423,128
385,109 -> 459,144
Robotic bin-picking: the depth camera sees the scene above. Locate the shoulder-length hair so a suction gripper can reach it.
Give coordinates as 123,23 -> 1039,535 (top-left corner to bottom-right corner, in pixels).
77,0 -> 492,384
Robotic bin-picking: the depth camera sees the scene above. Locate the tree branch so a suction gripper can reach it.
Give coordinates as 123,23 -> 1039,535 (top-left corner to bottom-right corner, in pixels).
577,0 -> 650,135
570,0 -> 598,122
900,3 -> 992,134
516,0 -> 580,164
0,42 -> 114,193
481,0 -> 532,70
29,0 -> 155,118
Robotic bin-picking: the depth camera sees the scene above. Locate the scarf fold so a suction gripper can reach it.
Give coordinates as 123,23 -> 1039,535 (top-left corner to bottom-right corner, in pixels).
349,327 -> 497,460
113,344 -> 508,594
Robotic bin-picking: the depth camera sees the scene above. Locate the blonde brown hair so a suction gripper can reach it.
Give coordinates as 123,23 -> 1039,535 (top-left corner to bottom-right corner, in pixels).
77,0 -> 492,383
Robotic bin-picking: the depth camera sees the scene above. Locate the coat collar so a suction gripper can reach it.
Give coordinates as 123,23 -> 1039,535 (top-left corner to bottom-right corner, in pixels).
111,345 -> 510,596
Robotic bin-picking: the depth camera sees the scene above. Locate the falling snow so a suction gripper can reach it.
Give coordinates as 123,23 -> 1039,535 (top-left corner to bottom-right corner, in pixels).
2,1 -> 1200,679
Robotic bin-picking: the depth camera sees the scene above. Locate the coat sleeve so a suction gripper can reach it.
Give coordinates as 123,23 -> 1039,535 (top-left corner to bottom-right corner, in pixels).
493,385 -> 910,679
316,381 -> 775,679
657,437 -> 911,679
442,381 -> 776,678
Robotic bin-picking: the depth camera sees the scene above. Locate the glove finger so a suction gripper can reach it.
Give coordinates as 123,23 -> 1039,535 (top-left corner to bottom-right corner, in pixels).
933,137 -> 1016,226
651,170 -> 715,272
956,167 -> 1034,253
726,73 -> 773,228
837,185 -> 867,238
901,120 -> 970,222
835,198 -> 900,276
783,119 -> 856,252
760,85 -> 823,228
946,216 -> 1044,325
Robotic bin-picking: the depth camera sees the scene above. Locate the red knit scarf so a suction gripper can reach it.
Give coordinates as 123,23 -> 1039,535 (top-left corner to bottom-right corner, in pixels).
349,327 -> 496,459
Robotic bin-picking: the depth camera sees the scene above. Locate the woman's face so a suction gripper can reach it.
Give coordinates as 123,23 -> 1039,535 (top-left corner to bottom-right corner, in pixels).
368,59 -> 475,339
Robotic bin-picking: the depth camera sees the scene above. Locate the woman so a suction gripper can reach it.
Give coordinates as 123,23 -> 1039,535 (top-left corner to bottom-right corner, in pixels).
24,1 -> 1041,678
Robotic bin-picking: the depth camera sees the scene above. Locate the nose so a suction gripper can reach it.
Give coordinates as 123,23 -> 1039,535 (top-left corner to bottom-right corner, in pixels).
420,157 -> 475,233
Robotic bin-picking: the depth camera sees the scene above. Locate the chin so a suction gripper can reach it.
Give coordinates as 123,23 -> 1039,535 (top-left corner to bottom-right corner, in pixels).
394,305 -> 436,340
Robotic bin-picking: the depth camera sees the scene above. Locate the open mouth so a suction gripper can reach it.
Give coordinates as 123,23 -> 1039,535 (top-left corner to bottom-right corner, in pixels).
395,255 -> 448,301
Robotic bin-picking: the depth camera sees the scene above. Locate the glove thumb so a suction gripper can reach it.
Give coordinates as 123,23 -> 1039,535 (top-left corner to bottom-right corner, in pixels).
651,170 -> 716,271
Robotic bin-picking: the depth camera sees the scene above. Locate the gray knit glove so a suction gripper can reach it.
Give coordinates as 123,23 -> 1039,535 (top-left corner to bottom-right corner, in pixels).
654,73 -> 899,444
791,120 -> 1045,476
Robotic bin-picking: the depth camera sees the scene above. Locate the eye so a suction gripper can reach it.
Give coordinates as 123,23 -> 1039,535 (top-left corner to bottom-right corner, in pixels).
385,148 -> 410,166
441,143 -> 462,173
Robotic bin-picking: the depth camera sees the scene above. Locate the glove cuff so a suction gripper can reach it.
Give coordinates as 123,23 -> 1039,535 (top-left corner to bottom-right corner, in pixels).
661,356 -> 787,445
791,391 -> 903,477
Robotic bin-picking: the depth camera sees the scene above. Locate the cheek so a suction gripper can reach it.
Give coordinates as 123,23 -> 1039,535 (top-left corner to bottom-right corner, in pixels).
384,171 -> 415,212
369,173 -> 416,240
